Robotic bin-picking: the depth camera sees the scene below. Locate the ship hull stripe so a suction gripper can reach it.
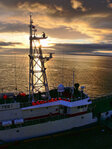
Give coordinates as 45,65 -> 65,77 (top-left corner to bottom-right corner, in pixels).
68,111 -> 87,117
24,111 -> 88,121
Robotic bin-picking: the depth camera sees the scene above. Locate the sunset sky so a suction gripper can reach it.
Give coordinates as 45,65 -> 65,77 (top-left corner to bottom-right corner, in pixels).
0,0 -> 112,51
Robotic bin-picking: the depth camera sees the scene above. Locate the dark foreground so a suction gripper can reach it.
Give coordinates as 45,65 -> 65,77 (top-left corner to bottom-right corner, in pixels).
1,126 -> 112,149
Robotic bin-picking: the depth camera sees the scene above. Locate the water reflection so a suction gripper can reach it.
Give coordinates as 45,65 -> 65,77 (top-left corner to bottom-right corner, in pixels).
33,57 -> 44,93
0,54 -> 112,98
46,55 -> 112,97
0,55 -> 29,93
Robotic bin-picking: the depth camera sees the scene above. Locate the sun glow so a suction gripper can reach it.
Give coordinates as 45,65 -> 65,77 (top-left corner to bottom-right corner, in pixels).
33,38 -> 54,48
96,50 -> 112,54
40,39 -> 49,47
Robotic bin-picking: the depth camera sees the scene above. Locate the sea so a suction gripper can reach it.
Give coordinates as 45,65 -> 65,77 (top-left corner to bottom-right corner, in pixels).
1,44 -> 112,148
1,45 -> 112,98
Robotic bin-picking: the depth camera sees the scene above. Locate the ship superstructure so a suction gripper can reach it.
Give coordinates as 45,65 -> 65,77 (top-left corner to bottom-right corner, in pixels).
0,15 -> 112,143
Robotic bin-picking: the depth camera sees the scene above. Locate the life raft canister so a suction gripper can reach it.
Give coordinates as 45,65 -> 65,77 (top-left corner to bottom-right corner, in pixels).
3,94 -> 8,100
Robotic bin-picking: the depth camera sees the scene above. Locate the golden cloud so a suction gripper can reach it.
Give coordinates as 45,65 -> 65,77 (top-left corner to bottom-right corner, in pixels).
71,0 -> 86,12
108,3 -> 112,8
18,2 -> 56,14
107,0 -> 112,8
1,12 -> 111,44
36,15 -> 106,43
0,1 -> 112,44
55,6 -> 63,12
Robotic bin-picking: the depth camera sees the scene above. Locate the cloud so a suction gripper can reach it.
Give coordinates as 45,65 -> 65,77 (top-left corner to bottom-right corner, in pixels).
0,22 -> 28,33
0,41 -> 22,47
0,0 -> 112,44
53,43 -> 112,55
18,2 -> 49,13
39,25 -> 89,39
71,0 -> 86,12
107,0 -> 112,8
1,43 -> 112,56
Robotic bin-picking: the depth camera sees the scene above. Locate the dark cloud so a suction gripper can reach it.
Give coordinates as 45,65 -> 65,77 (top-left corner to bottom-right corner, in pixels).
52,43 -> 112,55
0,0 -> 70,9
1,43 -> 112,56
0,0 -> 111,21
54,43 -> 112,51
88,15 -> 112,29
0,0 -> 112,44
0,0 -> 111,18
0,41 -> 22,46
0,22 -> 28,33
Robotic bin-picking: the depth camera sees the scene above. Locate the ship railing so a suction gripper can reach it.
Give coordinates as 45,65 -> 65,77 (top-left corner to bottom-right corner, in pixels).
20,102 -> 32,108
90,93 -> 112,102
0,113 -> 69,131
23,114 -> 69,126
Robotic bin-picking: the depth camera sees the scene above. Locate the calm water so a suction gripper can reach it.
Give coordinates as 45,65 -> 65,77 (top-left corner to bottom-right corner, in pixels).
0,53 -> 112,98
1,53 -> 112,148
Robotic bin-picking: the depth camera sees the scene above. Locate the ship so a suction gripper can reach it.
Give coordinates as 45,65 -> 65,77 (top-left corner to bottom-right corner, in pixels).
0,14 -> 112,143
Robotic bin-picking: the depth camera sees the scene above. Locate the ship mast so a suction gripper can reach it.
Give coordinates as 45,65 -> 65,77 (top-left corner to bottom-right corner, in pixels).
29,14 -> 52,100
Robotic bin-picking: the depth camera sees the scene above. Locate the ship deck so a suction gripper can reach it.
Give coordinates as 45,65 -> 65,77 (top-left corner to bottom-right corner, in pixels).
0,88 -> 88,107
89,94 -> 112,117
